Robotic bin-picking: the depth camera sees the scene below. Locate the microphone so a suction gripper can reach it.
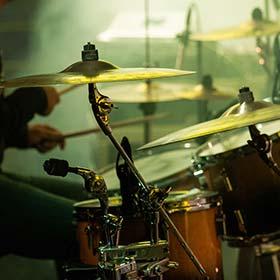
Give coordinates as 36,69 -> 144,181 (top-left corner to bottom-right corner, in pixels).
43,158 -> 70,177
43,158 -> 109,212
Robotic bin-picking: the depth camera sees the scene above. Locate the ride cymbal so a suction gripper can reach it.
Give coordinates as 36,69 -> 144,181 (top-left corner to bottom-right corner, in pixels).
191,8 -> 280,41
0,60 -> 194,88
139,87 -> 280,150
179,74 -> 235,101
180,85 -> 235,101
103,82 -> 189,103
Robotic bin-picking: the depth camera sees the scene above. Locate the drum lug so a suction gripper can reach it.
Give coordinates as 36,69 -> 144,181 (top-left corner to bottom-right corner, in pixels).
215,204 -> 227,237
84,224 -> 94,251
221,168 -> 248,235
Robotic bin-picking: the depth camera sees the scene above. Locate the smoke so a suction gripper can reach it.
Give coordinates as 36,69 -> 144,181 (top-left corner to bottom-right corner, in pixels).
1,0 -> 275,177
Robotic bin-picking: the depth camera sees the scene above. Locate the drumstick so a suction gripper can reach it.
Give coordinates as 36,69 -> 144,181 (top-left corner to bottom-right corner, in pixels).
57,85 -> 82,96
63,113 -> 169,139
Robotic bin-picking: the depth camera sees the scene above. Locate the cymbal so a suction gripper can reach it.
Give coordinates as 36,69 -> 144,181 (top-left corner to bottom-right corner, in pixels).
139,87 -> 280,150
191,8 -> 280,41
179,74 -> 235,101
103,82 -> 187,103
0,60 -> 194,88
179,84 -> 235,101
103,76 -> 234,103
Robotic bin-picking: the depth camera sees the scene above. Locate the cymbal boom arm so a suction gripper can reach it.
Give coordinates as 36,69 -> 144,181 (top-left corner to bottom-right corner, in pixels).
88,82 -> 209,279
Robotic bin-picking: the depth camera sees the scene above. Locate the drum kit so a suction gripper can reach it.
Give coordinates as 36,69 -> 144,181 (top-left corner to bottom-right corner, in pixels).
4,6 -> 280,279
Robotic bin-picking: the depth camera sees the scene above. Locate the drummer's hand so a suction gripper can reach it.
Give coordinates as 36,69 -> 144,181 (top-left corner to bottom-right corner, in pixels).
42,87 -> 60,115
27,124 -> 65,153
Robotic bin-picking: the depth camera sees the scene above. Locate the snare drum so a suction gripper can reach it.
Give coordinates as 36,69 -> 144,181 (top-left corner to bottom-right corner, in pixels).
194,119 -> 280,239
73,197 -> 149,265
164,190 -> 223,280
101,149 -> 199,192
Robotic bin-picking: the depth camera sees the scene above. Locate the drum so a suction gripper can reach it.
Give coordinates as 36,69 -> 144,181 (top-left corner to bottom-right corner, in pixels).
100,148 -> 199,192
164,190 -> 223,280
74,190 -> 222,280
73,197 -> 149,266
194,119 -> 280,240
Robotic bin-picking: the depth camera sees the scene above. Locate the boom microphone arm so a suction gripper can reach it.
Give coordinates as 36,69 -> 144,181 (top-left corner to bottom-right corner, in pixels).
44,158 -> 108,213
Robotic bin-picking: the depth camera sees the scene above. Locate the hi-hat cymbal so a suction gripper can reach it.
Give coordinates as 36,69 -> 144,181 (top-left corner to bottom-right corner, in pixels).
0,60 -> 194,88
139,87 -> 280,150
191,8 -> 280,41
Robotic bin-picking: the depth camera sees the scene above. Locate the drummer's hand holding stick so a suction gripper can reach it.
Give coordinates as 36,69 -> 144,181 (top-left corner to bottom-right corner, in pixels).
26,85 -> 82,153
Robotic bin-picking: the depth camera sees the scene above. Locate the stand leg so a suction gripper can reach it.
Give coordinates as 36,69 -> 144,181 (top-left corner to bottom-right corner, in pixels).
139,101 -> 157,144
255,243 -> 280,280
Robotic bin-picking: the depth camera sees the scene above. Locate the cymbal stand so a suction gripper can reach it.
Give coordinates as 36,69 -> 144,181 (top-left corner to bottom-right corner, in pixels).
139,0 -> 157,144
255,36 -> 273,78
247,124 -> 280,177
236,87 -> 280,177
89,82 -> 210,279
272,33 -> 280,103
175,2 -> 201,70
138,95 -> 157,144
252,8 -> 273,79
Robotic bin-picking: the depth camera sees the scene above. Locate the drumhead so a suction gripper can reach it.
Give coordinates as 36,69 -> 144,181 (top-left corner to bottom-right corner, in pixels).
196,119 -> 280,157
100,149 -> 195,190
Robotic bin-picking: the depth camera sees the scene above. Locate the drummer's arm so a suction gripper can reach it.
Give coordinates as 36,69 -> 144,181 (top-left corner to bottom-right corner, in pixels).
1,87 -> 60,148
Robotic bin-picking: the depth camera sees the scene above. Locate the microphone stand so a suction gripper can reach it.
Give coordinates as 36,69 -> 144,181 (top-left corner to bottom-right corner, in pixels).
88,82 -> 209,279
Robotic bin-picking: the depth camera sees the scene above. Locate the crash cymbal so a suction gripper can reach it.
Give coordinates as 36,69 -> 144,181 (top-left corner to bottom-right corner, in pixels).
103,75 -> 234,103
191,8 -> 280,41
139,87 -> 280,150
0,60 -> 194,88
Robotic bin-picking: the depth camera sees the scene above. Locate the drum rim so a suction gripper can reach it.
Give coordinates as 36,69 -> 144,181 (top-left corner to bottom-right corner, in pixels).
164,190 -> 220,213
74,190 -> 220,211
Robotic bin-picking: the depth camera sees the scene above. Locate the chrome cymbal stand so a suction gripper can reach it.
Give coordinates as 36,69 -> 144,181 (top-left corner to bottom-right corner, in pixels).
236,89 -> 280,177
84,43 -> 209,279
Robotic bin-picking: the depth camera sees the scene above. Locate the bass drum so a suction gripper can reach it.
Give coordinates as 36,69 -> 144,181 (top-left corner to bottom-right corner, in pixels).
194,119 -> 280,240
100,148 -> 200,192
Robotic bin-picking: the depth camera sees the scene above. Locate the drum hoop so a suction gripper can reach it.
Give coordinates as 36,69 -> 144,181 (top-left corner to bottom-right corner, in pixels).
165,191 -> 220,213
166,201 -> 218,214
